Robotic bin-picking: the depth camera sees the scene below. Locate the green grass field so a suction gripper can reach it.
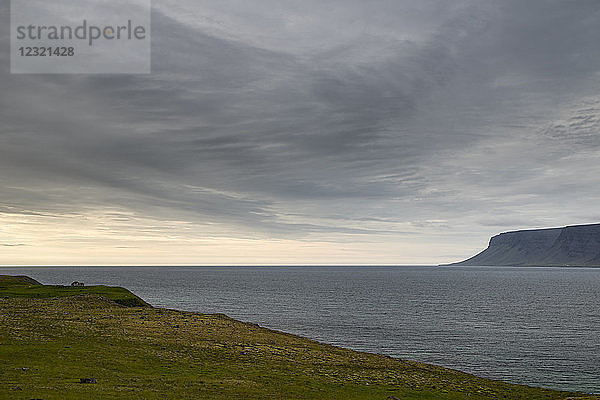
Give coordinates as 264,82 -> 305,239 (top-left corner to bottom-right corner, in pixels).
0,275 -> 597,400
0,275 -> 149,307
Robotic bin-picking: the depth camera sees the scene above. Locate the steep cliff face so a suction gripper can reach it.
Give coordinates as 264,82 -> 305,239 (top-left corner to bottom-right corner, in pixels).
451,224 -> 600,266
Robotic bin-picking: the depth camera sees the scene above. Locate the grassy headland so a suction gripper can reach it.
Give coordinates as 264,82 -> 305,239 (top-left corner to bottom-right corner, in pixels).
0,275 -> 597,400
0,275 -> 149,307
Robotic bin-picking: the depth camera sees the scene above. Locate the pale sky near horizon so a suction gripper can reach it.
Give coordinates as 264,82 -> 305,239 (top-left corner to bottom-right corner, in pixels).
1,0 -> 600,265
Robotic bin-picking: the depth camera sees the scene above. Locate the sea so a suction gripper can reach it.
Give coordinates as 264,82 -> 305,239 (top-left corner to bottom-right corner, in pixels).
1,265 -> 598,394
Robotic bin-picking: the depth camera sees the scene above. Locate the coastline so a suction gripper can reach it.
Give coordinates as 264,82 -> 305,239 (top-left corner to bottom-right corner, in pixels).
1,275 -> 598,400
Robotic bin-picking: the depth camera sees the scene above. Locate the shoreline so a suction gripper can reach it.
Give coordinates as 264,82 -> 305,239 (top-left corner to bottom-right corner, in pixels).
1,275 -> 598,399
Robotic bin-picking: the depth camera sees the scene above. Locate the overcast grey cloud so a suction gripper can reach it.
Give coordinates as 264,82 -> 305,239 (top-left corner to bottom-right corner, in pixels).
1,0 -> 600,265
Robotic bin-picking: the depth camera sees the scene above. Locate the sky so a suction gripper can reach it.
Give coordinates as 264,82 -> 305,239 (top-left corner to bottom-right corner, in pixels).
1,0 -> 600,265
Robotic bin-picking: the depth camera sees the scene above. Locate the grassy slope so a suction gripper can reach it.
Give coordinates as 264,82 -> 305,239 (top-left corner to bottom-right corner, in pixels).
0,276 -> 597,400
0,275 -> 149,307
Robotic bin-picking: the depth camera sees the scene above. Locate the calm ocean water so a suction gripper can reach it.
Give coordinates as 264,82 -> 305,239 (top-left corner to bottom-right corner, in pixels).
2,266 -> 598,393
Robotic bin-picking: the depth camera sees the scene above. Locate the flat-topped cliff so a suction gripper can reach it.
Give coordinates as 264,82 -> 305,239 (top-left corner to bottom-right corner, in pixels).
450,223 -> 600,266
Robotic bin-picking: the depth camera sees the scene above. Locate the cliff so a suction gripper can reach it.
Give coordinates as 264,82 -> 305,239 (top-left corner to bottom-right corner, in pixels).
450,223 -> 600,266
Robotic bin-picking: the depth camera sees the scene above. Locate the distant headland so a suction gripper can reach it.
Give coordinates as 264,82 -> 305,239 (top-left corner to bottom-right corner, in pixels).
448,223 -> 600,267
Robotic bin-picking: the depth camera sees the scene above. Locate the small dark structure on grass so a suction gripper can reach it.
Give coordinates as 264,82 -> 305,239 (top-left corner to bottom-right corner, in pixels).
71,281 -> 85,287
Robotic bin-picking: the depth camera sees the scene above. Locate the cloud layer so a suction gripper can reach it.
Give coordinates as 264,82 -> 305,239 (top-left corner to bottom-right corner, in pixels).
1,0 -> 600,264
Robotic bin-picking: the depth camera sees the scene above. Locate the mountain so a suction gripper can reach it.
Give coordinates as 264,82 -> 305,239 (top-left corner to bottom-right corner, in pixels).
449,223 -> 600,266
